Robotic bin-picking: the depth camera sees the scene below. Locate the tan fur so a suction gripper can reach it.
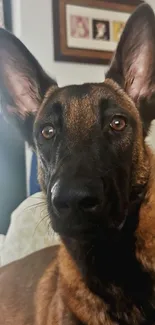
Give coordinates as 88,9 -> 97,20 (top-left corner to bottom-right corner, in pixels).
39,84 -> 58,114
136,152 -> 155,272
66,96 -> 96,143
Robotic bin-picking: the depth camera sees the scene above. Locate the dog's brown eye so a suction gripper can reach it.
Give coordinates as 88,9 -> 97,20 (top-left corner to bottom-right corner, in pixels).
41,125 -> 55,139
110,116 -> 127,132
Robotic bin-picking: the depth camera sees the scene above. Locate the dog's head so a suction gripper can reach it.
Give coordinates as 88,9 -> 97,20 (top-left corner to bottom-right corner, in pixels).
0,4 -> 155,239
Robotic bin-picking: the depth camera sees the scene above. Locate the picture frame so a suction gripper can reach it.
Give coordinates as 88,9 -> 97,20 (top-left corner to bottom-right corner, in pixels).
3,0 -> 12,31
0,0 -> 12,30
53,0 -> 142,65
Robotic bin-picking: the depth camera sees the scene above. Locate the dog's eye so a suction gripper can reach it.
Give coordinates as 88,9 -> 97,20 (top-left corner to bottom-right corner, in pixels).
41,125 -> 55,139
110,116 -> 127,132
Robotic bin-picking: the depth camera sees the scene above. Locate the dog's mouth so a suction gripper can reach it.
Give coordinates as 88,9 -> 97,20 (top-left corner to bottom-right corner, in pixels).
52,221 -> 100,239
50,215 -> 130,245
48,202 -> 128,240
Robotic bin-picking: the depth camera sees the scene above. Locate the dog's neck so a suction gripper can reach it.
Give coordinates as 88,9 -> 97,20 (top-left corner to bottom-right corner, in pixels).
135,153 -> 155,274
61,180 -> 145,281
61,190 -> 146,289
59,165 -> 155,322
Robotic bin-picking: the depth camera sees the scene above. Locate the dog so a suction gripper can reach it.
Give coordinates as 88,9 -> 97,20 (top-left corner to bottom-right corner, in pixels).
0,3 -> 155,324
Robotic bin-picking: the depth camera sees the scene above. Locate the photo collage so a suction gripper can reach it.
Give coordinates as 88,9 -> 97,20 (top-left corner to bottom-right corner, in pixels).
70,14 -> 125,43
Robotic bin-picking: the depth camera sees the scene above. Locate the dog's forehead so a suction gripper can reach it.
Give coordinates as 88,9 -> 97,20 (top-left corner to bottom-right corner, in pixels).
38,79 -> 139,122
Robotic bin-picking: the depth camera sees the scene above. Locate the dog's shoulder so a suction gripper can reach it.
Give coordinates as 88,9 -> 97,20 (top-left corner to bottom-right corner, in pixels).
0,245 -> 59,325
0,245 -> 59,276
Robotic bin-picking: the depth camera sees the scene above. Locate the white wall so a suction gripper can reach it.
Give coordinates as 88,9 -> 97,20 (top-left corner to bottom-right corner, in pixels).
11,0 -> 155,194
12,0 -> 106,86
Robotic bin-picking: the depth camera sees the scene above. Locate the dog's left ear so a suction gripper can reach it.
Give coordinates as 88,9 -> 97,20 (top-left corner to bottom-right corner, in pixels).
106,3 -> 155,134
0,28 -> 57,147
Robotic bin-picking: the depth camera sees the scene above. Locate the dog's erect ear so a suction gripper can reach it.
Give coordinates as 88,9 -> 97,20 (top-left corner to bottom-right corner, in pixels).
0,28 -> 57,147
106,3 -> 155,134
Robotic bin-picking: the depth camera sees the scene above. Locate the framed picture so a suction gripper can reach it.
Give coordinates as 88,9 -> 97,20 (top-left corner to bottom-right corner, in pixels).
0,0 -> 12,30
53,0 -> 142,64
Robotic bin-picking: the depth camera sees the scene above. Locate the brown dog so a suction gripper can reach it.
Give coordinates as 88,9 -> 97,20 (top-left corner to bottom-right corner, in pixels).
1,3 -> 155,324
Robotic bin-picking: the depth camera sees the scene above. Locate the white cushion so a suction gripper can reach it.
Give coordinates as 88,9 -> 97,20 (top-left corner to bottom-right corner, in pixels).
0,192 -> 59,266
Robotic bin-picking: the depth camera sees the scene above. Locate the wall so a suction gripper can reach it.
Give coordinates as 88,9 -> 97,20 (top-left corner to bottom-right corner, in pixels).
11,0 -> 155,193
12,0 -> 106,85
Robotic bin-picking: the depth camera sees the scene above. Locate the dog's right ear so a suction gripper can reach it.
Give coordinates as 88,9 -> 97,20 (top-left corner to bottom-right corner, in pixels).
106,3 -> 155,135
0,28 -> 57,147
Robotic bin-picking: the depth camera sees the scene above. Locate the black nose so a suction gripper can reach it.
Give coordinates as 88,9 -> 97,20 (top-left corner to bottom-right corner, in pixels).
51,179 -> 103,216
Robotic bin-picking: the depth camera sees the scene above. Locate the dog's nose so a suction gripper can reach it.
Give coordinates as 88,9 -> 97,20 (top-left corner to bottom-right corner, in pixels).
51,179 -> 103,216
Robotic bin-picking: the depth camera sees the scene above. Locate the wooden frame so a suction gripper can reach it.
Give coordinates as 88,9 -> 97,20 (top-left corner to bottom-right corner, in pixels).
3,0 -> 12,31
53,0 -> 142,65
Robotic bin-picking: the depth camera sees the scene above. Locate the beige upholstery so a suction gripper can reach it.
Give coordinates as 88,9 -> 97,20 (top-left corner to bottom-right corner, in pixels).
0,192 -> 59,266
